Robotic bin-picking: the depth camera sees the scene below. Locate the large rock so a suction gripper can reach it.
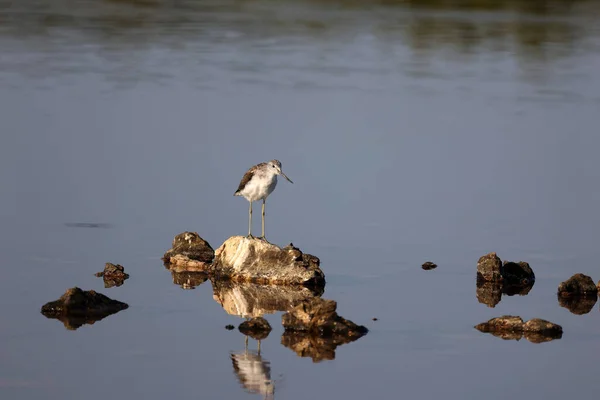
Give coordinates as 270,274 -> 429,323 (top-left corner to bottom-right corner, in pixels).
162,232 -> 214,271
41,287 -> 129,330
213,237 -> 325,287
281,297 -> 368,338
475,315 -> 562,343
212,280 -> 322,318
558,273 -> 598,297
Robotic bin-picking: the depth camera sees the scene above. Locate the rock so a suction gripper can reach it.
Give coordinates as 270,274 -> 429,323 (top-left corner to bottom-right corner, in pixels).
239,317 -> 272,340
475,315 -> 562,343
557,294 -> 597,315
95,262 -> 129,288
558,273 -> 598,297
477,252 -> 503,282
162,232 -> 214,271
523,318 -> 563,336
212,237 -> 325,287
422,262 -> 437,270
41,287 -> 128,330
211,280 -> 322,318
281,298 -> 368,338
502,261 -> 535,284
170,270 -> 209,289
475,315 -> 524,332
476,253 -> 535,285
281,331 -> 357,362
225,324 -> 235,330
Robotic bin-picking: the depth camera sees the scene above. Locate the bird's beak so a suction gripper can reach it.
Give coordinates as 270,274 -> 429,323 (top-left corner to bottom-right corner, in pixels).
281,172 -> 293,184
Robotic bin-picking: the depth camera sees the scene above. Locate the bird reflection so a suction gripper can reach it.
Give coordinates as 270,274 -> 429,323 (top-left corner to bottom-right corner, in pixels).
230,337 -> 275,400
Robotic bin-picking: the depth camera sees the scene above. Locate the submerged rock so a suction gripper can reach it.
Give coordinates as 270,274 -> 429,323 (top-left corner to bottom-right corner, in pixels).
422,262 -> 437,270
281,297 -> 368,338
239,317 -> 272,340
95,262 -> 129,288
162,232 -> 214,271
558,293 -> 597,315
558,273 -> 598,297
212,280 -> 322,318
41,287 -> 128,330
475,315 -> 562,343
213,237 -> 325,287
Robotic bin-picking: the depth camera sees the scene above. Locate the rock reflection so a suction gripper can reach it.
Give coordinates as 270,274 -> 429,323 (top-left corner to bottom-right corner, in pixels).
171,270 -> 209,290
558,294 -> 597,315
281,331 -> 363,362
230,341 -> 276,400
211,280 -> 323,318
476,280 -> 534,308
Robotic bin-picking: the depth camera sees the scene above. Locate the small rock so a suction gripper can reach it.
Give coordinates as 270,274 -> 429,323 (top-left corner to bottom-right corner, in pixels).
213,236 -> 325,287
475,315 -> 563,343
41,287 -> 128,330
225,324 -> 235,330
475,315 -> 524,332
421,262 -> 437,270
95,263 -> 129,288
239,317 -> 272,340
162,232 -> 214,270
477,252 -> 503,282
372,317 -> 378,321
282,298 -> 368,338
558,273 -> 598,297
523,318 -> 563,336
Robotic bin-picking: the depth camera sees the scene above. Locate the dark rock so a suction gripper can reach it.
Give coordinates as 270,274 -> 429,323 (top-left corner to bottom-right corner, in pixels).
211,280 -> 322,318
225,324 -> 235,330
281,298 -> 368,338
162,232 -> 214,271
212,236 -> 325,287
558,273 -> 598,297
422,262 -> 437,270
477,252 -> 503,282
239,317 -> 272,340
502,261 -> 535,285
41,287 -> 128,330
95,262 -> 129,288
475,315 -> 562,343
558,293 -> 597,315
372,317 -> 378,321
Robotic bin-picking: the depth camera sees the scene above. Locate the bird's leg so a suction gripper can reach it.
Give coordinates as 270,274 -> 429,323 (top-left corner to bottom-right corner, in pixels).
258,199 -> 266,240
247,201 -> 254,239
257,340 -> 261,355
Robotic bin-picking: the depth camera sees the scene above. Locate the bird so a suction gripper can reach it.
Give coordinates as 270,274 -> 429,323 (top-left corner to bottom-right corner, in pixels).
234,160 -> 293,240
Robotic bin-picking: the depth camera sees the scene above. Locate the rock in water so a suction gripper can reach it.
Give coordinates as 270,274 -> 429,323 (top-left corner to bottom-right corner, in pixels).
281,297 -> 368,337
95,262 -> 130,288
476,252 -> 503,282
162,232 -> 214,271
502,261 -> 535,284
238,317 -> 272,340
421,262 -> 437,270
41,287 -> 128,330
212,237 -> 325,287
558,273 -> 598,297
475,315 -> 562,343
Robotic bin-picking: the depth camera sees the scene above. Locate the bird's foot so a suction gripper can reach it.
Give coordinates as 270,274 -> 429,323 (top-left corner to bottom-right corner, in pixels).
246,234 -> 255,239
257,235 -> 270,243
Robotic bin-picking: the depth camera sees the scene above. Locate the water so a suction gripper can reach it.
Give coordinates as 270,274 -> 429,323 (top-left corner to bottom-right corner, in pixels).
1,0 -> 600,398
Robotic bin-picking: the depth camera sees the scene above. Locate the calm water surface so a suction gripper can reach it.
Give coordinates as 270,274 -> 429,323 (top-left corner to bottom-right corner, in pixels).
2,0 -> 600,398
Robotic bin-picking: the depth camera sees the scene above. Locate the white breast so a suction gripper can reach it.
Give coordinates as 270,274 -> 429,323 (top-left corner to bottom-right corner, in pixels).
240,174 -> 278,202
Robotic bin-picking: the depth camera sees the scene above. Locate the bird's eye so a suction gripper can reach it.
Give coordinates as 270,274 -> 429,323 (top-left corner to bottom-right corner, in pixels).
272,165 -> 275,168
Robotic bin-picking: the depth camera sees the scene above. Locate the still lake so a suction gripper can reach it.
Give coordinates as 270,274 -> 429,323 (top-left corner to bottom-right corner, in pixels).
1,0 -> 600,398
